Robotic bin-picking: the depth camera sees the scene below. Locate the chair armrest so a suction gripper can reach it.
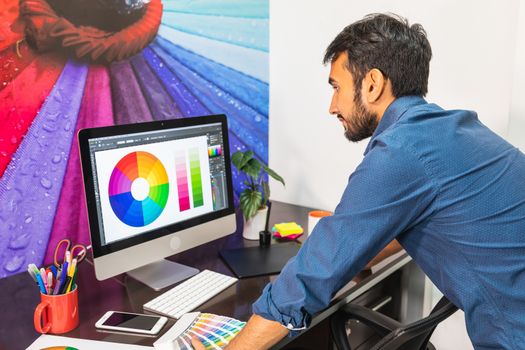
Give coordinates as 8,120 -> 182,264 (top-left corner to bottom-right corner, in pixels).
340,303 -> 402,336
331,303 -> 402,350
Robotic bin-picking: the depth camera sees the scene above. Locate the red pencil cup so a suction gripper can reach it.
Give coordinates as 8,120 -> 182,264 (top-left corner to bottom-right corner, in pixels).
34,286 -> 79,334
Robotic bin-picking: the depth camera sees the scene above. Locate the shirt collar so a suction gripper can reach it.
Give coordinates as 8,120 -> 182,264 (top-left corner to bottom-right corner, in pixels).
364,95 -> 427,155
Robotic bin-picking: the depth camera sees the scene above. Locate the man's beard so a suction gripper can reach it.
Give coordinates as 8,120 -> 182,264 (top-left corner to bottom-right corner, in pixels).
342,93 -> 378,142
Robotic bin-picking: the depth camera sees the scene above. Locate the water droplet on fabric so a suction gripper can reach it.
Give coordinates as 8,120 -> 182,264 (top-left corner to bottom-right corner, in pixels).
4,255 -> 25,273
52,155 -> 61,163
40,177 -> 52,189
54,90 -> 63,103
42,122 -> 57,132
24,215 -> 32,224
64,121 -> 71,131
10,136 -> 17,144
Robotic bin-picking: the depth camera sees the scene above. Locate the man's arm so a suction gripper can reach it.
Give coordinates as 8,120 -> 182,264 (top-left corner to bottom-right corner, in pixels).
364,239 -> 403,270
191,314 -> 288,350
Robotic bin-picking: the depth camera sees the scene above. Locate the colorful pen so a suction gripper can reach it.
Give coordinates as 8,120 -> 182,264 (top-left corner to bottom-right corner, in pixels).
40,268 -> 47,291
35,272 -> 47,294
60,276 -> 71,294
53,270 -> 62,295
68,258 -> 77,277
59,262 -> 68,294
47,271 -> 53,295
27,265 -> 37,282
28,263 -> 40,276
65,259 -> 77,293
70,267 -> 78,291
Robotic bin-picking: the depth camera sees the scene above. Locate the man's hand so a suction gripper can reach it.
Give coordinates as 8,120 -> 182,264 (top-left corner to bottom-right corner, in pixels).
191,336 -> 206,350
191,314 -> 289,350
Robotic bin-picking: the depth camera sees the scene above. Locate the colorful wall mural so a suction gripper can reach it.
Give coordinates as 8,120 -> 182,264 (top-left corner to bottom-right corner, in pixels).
0,0 -> 269,278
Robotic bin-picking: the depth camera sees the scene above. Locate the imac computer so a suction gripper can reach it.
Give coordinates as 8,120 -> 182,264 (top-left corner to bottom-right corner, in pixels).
78,115 -> 236,290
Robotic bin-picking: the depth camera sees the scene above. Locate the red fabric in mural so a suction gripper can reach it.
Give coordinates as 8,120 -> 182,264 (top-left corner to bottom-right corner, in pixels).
19,0 -> 162,63
43,65 -> 114,265
0,0 -> 24,52
0,41 -> 36,93
0,53 -> 65,177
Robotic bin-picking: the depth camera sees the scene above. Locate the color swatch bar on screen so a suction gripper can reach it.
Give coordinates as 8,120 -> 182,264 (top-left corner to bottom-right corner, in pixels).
175,150 -> 190,211
189,148 -> 204,208
211,177 -> 217,209
208,145 -> 222,157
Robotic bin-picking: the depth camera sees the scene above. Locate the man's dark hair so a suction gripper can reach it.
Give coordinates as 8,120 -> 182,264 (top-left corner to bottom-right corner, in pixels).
323,13 -> 432,97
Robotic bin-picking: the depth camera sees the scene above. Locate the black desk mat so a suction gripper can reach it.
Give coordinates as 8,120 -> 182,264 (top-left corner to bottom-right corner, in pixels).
220,242 -> 301,278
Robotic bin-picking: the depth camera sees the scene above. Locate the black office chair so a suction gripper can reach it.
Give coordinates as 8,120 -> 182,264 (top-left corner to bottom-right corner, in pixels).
330,296 -> 459,350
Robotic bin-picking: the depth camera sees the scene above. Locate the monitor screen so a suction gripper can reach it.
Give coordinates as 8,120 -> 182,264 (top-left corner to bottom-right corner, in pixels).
79,115 -> 235,266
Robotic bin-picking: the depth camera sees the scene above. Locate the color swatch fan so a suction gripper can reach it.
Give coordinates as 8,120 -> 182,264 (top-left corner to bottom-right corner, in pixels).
154,312 -> 245,350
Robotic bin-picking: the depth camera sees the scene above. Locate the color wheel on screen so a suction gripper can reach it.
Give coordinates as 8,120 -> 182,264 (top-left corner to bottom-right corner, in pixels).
108,151 -> 169,227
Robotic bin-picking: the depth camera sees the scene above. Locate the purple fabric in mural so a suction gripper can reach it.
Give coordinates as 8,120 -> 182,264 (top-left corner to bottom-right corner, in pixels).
0,61 -> 88,277
43,66 -> 114,265
109,60 -> 153,125
130,54 -> 183,120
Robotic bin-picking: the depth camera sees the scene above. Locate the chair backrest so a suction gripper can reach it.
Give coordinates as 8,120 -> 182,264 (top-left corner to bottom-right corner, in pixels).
371,296 -> 459,350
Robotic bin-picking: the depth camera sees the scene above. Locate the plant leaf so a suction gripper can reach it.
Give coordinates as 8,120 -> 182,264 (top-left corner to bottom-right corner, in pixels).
240,189 -> 263,220
263,165 -> 285,186
231,151 -> 244,169
244,158 -> 262,180
232,150 -> 254,171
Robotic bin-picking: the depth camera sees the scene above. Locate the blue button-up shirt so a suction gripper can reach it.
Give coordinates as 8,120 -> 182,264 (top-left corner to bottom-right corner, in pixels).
253,96 -> 525,349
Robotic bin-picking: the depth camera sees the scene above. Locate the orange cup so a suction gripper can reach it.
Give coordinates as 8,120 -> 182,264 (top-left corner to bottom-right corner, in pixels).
34,287 -> 79,334
307,210 -> 333,236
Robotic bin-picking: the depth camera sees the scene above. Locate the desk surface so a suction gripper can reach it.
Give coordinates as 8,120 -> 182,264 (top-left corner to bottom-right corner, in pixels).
1,201 -> 411,349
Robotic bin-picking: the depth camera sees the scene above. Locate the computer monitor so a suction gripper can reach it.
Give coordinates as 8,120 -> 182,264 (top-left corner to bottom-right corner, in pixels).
78,115 -> 236,290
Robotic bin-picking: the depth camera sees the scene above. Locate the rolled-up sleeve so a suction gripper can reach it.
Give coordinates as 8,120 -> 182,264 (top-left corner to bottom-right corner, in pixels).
252,138 -> 439,334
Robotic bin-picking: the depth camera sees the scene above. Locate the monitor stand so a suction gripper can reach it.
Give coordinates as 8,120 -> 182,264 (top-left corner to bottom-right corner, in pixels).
127,259 -> 199,291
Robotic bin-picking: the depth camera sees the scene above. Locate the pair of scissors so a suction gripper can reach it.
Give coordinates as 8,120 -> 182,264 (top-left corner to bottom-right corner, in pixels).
53,238 -> 88,268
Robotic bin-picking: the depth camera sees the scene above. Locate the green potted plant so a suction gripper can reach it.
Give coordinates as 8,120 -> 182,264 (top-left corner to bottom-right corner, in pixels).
231,150 -> 285,240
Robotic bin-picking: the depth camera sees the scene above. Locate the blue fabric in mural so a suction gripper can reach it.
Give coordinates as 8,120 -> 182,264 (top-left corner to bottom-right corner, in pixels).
163,0 -> 269,18
155,36 -> 268,116
161,12 -> 269,51
149,43 -> 268,162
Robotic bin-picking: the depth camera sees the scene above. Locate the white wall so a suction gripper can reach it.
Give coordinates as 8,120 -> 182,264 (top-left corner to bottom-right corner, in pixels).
269,0 -> 520,210
508,1 -> 525,150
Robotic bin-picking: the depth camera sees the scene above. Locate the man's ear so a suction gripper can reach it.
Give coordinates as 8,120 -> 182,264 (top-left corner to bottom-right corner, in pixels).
363,68 -> 387,103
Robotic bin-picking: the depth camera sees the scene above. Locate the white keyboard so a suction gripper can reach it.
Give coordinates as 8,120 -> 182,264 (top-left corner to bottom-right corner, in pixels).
143,269 -> 238,319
